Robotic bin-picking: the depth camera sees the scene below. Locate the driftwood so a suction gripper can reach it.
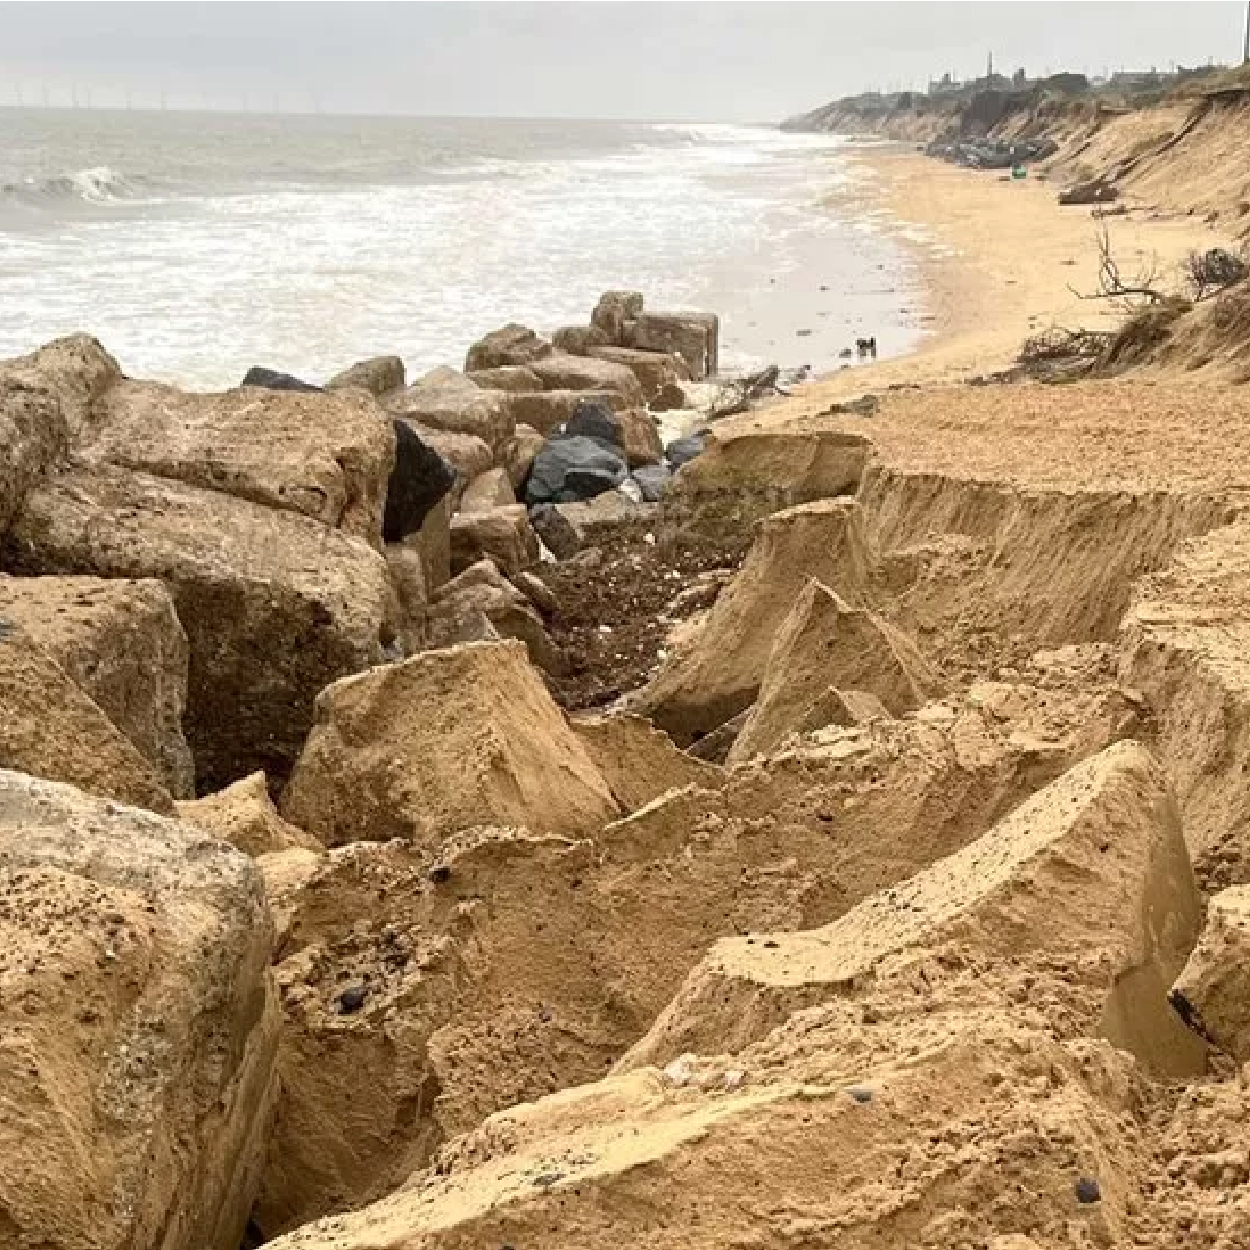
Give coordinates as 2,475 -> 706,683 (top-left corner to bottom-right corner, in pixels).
1069,220 -> 1164,307
707,365 -> 784,419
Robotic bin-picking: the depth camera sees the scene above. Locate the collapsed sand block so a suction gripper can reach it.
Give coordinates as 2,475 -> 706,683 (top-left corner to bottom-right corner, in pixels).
628,309 -> 719,379
0,769 -> 280,1250
4,464 -> 389,792
626,742 -> 1205,1078
262,1014 -> 1141,1250
727,579 -> 935,764
387,367 -> 515,453
325,354 -> 406,396
525,352 -> 645,406
0,572 -> 194,796
258,678 -> 1137,1233
460,467 -> 516,513
0,615 -> 175,813
571,713 -> 725,812
450,504 -> 539,577
81,377 -> 396,546
1118,516 -> 1250,889
639,499 -> 874,743
176,771 -> 322,858
1171,885 -> 1250,1064
668,424 -> 872,535
858,464 -> 1233,653
281,641 -> 618,847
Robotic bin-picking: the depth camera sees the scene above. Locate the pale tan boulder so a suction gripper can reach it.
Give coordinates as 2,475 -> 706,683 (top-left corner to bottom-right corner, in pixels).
589,344 -> 691,402
0,573 -> 194,795
571,713 -> 724,812
384,543 -> 430,654
0,768 -> 280,1250
1,332 -> 121,438
281,641 -> 618,847
628,742 -> 1205,1077
0,615 -> 175,813
505,387 -> 630,437
428,561 -> 561,675
459,466 -> 516,513
325,354 -> 405,395
81,378 -> 395,546
5,464 -> 389,791
727,580 -> 934,763
526,353 -> 645,405
464,323 -> 553,371
465,365 -> 543,391
177,771 -> 322,858
450,504 -> 539,577
639,499 -> 875,743
590,289 -> 644,342
400,492 -> 452,593
551,324 -> 610,354
402,421 -> 493,503
387,367 -> 514,453
614,406 -> 664,467
628,309 -> 719,378
1171,885 -> 1250,1063
502,423 -> 546,490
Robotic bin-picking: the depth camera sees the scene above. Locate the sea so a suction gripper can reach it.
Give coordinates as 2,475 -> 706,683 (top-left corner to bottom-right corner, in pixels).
0,109 -> 923,390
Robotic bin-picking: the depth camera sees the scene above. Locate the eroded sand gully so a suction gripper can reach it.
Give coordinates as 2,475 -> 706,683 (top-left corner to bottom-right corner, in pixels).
5,145 -> 1250,1250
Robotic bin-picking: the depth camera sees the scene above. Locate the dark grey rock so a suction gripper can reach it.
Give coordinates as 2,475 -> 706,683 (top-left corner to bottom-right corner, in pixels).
563,399 -> 623,450
338,984 -> 368,1014
1075,1177 -> 1101,1204
665,434 -> 706,468
525,435 -> 627,506
631,463 -> 672,502
529,503 -> 582,559
383,420 -> 456,542
240,366 -> 322,392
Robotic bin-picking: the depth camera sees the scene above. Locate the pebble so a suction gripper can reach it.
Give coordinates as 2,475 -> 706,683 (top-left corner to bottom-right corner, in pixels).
338,984 -> 368,1014
1075,1176 -> 1102,1204
846,1085 -> 874,1104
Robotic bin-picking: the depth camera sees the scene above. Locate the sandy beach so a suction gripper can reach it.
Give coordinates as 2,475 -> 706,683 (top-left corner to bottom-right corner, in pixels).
751,145 -> 1230,421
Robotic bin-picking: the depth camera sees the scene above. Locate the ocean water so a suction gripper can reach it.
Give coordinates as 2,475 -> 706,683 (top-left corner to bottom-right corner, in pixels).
0,109 -> 921,389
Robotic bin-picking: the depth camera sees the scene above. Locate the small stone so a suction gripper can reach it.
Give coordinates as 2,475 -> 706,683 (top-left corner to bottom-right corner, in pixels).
846,1085 -> 873,1104
1075,1177 -> 1101,1204
532,1171 -> 562,1188
338,985 -> 368,1015
428,864 -> 452,884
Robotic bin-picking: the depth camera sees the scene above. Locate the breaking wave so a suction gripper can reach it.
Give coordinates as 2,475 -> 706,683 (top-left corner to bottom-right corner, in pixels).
1,165 -> 140,205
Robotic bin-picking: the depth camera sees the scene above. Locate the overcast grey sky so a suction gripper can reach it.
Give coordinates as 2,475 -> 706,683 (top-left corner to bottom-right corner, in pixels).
0,2 -> 1242,122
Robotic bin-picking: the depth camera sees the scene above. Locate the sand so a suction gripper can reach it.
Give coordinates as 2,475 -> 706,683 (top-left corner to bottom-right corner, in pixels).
761,146 -> 1229,413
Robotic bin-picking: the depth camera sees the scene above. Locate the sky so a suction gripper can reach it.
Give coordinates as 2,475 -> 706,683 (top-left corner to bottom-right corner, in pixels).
0,1 -> 1244,122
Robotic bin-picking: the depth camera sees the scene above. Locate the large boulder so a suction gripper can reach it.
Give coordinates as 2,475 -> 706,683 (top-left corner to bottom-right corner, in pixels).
79,378 -> 396,547
588,344 -> 691,402
524,435 -> 628,506
281,641 -> 619,847
177,771 -> 322,858
639,499 -> 874,743
403,421 -> 493,508
590,289 -> 644,342
0,770 -> 280,1250
526,353 -> 645,405
4,465 -> 389,792
464,323 -> 553,372
386,367 -> 514,453
449,504 -> 540,577
325,355 -> 405,396
564,399 -> 662,468
459,466 -> 516,513
0,335 -> 116,533
501,423 -> 545,491
383,542 -> 430,654
505,386 -> 631,437
465,364 -> 544,392
628,310 -> 719,379
551,324 -> 610,354
727,579 -> 934,763
428,559 -> 560,674
241,366 -> 320,392
0,573 -> 194,796
382,418 -> 455,542
0,615 -> 175,813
